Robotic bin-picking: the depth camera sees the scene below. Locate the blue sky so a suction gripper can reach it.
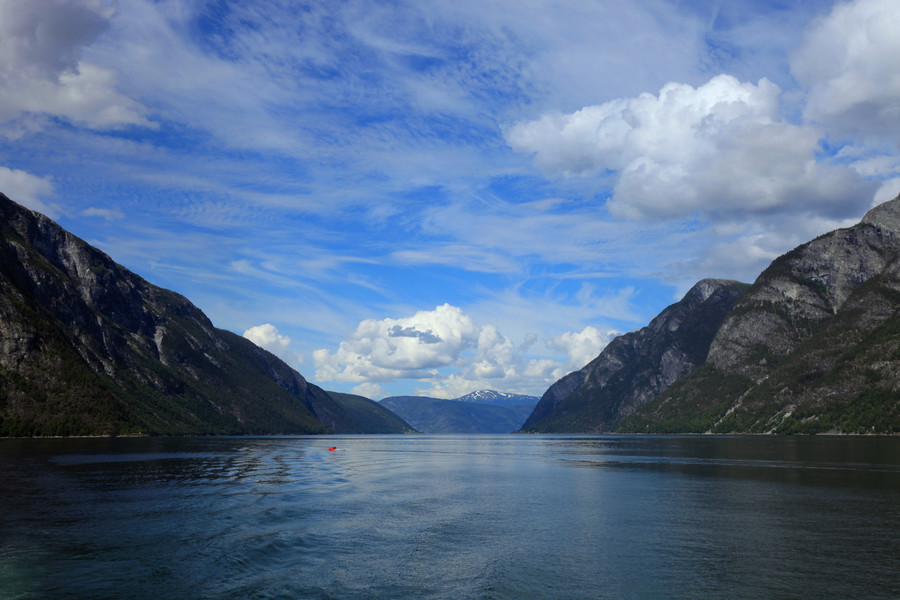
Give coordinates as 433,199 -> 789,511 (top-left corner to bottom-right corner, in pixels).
2,0 -> 900,399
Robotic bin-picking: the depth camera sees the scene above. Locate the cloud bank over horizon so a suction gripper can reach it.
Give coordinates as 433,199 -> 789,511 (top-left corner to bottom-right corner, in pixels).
2,0 -> 900,397
312,304 -> 615,399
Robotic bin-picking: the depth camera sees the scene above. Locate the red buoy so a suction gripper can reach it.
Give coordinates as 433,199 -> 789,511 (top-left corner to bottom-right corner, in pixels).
328,447 -> 337,451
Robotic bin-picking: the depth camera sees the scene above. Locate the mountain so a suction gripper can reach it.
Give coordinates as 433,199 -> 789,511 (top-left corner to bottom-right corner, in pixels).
620,197 -> 900,434
455,389 -> 539,407
520,279 -> 749,433
327,392 -> 418,433
526,196 -> 900,435
379,395 -> 536,433
0,192 -> 361,436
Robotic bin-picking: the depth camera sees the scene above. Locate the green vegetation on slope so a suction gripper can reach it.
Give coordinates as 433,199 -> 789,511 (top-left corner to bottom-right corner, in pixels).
381,396 -> 535,433
328,392 -> 418,433
616,364 -> 755,433
0,192 -> 340,437
620,267 -> 900,434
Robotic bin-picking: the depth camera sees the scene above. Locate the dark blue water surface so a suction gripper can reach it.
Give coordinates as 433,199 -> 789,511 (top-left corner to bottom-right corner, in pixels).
1,435 -> 899,599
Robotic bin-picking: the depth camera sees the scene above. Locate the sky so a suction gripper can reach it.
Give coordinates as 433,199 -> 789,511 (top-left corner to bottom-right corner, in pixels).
2,0 -> 900,400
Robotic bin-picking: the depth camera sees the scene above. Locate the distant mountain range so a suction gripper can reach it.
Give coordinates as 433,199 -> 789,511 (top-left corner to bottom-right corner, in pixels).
380,391 -> 537,433
328,392 -> 417,434
0,193 -> 409,436
523,196 -> 900,434
455,389 -> 539,407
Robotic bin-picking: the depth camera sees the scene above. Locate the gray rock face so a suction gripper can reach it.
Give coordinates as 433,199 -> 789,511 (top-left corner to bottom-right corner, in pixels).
708,199 -> 900,381
520,278 -> 749,432
861,197 -> 900,231
622,194 -> 900,434
520,371 -> 585,428
0,193 -> 357,436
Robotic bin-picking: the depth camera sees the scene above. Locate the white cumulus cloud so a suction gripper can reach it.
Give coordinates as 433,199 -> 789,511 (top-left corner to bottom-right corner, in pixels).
0,0 -> 152,137
314,304 -> 480,383
351,382 -> 384,400
315,304 -> 620,397
792,0 -> 900,146
0,167 -> 56,216
874,178 -> 900,207
243,323 -> 301,366
244,323 -> 292,352
546,326 -> 618,371
507,74 -> 874,222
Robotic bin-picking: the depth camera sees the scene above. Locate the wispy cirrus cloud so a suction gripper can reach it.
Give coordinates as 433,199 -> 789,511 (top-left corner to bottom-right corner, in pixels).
4,0 -> 900,401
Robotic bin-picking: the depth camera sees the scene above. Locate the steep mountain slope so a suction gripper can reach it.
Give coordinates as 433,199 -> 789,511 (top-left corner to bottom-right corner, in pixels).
379,395 -> 535,433
520,279 -> 749,432
328,392 -> 418,433
0,193 -> 358,436
621,197 -> 900,434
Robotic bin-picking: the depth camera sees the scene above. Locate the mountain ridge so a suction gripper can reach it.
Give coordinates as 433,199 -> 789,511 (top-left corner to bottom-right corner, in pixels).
519,279 -> 749,432
527,195 -> 900,435
621,196 -> 900,434
6,188 -> 899,436
327,392 -> 418,434
455,389 -> 539,406
0,192 -> 363,436
380,393 -> 537,433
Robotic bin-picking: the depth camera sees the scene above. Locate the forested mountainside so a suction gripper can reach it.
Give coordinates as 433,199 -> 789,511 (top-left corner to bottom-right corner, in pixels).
380,394 -> 536,433
327,392 -> 418,434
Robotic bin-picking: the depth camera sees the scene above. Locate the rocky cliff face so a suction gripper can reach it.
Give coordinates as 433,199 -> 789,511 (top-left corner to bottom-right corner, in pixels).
520,279 -> 749,432
0,193 -> 358,436
621,196 -> 900,434
708,201 -> 900,382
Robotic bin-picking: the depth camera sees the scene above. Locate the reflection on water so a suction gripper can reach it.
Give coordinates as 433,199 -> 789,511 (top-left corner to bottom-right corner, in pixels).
1,435 -> 899,599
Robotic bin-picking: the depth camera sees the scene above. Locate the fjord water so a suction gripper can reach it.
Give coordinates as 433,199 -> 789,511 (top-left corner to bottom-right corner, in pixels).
2,435 -> 899,599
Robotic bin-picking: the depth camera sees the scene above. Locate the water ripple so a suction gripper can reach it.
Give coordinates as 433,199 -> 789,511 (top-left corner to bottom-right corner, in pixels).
1,435 -> 899,599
